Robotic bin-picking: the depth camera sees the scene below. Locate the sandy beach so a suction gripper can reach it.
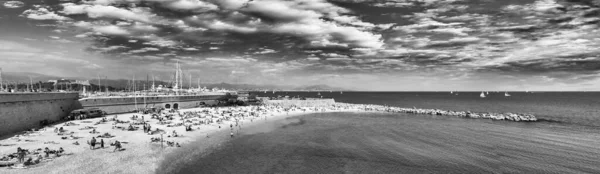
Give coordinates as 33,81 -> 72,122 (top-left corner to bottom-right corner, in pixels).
0,105 -> 363,174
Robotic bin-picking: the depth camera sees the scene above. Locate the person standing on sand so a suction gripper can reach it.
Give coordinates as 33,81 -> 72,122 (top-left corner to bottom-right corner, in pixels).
90,137 -> 96,150
100,139 -> 105,148
113,140 -> 121,152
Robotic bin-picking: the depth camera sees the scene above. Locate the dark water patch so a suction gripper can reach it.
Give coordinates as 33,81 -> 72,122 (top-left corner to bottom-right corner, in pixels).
280,118 -> 305,129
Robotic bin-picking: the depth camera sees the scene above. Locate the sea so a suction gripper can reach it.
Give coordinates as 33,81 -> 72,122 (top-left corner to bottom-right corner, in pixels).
157,92 -> 600,174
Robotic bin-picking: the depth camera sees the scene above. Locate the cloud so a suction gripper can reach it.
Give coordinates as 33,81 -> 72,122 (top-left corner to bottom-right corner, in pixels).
3,1 -> 24,8
22,6 -> 71,21
127,47 -> 160,54
61,3 -> 154,23
93,25 -> 131,35
255,49 -> 277,54
163,0 -> 219,12
9,0 -> 600,90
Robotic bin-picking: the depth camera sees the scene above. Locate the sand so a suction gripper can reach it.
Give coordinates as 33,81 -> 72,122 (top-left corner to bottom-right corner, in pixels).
0,105 -> 363,174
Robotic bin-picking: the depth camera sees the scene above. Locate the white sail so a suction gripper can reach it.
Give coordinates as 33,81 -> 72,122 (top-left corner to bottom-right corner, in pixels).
480,92 -> 486,98
450,91 -> 453,94
505,92 -> 511,97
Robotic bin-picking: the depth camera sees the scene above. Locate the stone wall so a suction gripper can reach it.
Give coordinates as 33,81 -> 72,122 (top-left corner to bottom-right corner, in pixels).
263,98 -> 336,107
0,93 -> 80,136
84,100 -> 219,114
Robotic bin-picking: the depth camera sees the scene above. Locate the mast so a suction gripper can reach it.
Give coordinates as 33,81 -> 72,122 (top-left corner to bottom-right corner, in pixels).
134,75 -> 137,110
152,75 -> 155,92
175,61 -> 179,90
144,75 -> 146,108
0,67 -> 3,91
105,76 -> 108,96
97,74 -> 101,93
29,76 -> 32,92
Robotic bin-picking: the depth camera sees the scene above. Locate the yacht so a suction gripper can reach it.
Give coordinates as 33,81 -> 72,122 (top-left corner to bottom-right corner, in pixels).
480,92 -> 486,98
504,92 -> 511,97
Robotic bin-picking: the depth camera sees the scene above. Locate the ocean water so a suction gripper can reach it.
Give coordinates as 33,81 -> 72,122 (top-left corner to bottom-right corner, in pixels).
157,92 -> 600,174
254,91 -> 600,127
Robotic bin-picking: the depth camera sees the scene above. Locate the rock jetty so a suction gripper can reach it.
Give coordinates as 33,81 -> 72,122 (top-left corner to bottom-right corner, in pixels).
340,103 -> 537,122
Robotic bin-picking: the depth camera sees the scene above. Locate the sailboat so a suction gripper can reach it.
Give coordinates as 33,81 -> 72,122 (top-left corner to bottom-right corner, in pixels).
504,92 -> 511,97
480,92 -> 486,98
450,91 -> 453,94
317,92 -> 321,95
486,91 -> 489,95
340,91 -> 343,94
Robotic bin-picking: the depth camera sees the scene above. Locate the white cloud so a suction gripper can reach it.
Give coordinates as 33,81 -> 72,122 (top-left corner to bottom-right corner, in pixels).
3,1 -> 25,8
22,6 -> 71,21
206,57 -> 257,62
93,25 -> 130,35
207,20 -> 257,33
255,49 -> 277,54
182,47 -> 199,51
61,3 -> 154,23
128,47 -> 160,54
164,0 -> 219,11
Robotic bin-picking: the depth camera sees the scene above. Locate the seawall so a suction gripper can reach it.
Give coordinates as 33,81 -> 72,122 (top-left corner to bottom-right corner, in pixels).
0,93 -> 234,136
79,95 -> 227,114
263,98 -> 336,107
0,93 -> 80,136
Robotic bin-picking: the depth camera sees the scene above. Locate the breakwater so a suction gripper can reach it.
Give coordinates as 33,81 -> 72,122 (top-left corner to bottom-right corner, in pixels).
262,98 -> 336,107
334,103 -> 537,122
0,93 -> 81,136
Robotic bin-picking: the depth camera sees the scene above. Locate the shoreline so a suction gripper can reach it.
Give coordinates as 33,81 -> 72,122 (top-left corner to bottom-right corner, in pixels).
0,102 -> 540,174
0,105 -> 365,174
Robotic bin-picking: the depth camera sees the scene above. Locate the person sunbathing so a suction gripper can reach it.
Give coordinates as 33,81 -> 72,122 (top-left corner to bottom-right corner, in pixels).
57,148 -> 64,157
44,147 -> 51,157
34,155 -> 42,164
89,129 -> 99,134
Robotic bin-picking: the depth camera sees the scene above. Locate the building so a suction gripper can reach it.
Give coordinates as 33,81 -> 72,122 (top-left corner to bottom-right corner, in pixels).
48,79 -> 91,86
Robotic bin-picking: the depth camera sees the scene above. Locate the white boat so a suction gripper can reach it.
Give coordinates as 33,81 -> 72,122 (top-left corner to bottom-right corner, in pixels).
340,91 -> 343,94
450,91 -> 453,94
317,92 -> 321,95
480,92 -> 486,98
504,92 -> 511,97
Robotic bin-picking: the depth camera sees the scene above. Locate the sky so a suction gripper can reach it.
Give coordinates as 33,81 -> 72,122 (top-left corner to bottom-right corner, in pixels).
1,0 -> 600,91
